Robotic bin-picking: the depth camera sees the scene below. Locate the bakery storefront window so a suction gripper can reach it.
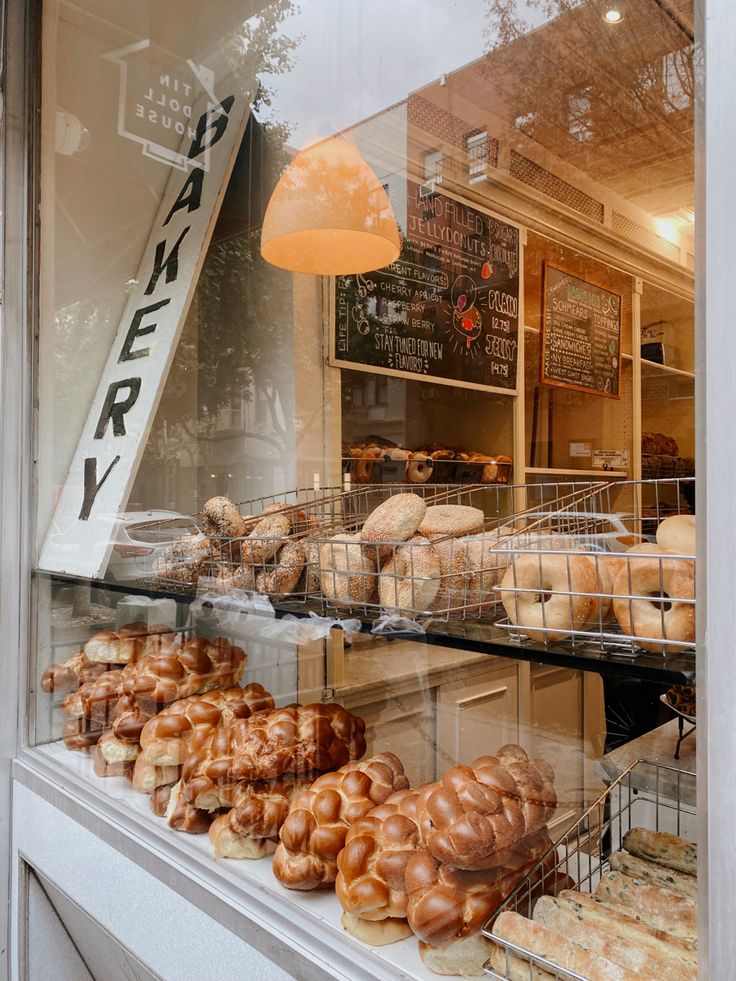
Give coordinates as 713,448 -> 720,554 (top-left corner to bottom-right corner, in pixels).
32,1 -> 698,977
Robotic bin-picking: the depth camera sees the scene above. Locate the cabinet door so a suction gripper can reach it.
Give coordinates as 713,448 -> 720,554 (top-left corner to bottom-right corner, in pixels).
354,689 -> 437,786
436,661 -> 519,772
525,664 -> 584,832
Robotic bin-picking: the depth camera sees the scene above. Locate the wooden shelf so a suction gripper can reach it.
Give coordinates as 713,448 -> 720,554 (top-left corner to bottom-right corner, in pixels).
525,466 -> 628,477
640,359 -> 695,380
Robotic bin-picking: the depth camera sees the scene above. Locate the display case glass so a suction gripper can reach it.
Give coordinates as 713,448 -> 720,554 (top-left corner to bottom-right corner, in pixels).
31,1 -> 698,977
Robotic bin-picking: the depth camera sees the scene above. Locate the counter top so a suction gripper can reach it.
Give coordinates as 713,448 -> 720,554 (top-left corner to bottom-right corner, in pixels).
598,718 -> 696,807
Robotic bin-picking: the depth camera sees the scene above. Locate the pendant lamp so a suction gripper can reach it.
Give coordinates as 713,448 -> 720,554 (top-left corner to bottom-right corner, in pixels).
260,136 -> 401,276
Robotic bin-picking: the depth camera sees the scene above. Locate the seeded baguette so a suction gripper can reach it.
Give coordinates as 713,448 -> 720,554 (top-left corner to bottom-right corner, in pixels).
623,827 -> 697,876
610,850 -> 697,899
532,895 -> 696,980
595,870 -> 696,940
556,891 -> 697,965
488,943 -> 557,981
492,911 -> 642,981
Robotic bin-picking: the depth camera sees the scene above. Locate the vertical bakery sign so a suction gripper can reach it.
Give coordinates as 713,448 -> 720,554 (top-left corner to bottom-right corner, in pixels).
39,56 -> 250,578
331,181 -> 521,393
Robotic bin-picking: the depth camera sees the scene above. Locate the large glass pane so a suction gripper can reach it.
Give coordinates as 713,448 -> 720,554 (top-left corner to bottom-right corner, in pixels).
33,1 -> 697,976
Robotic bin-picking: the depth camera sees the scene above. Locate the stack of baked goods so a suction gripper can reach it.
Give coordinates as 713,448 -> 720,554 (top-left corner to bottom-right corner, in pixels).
335,744 -> 560,976
42,622 -> 247,778
489,826 -> 697,980
318,492 -> 510,618
642,433 -> 694,479
154,494 -> 328,600
344,439 -> 512,485
498,513 -> 696,653
158,703 -> 369,845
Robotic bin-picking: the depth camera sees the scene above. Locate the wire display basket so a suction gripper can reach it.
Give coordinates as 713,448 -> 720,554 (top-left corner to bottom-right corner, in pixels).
314,481 -> 609,622
491,477 -> 696,657
481,757 -> 697,981
147,482 -> 542,602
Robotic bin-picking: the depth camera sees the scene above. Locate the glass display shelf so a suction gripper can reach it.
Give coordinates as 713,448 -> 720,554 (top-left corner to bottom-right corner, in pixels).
36,572 -> 696,686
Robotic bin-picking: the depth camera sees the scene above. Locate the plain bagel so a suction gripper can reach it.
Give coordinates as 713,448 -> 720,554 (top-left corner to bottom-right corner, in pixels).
656,514 -> 696,555
499,553 -> 596,642
612,556 -> 695,652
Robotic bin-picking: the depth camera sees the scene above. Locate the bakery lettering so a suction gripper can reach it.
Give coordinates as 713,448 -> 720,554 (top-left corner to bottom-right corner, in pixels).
79,96 -> 235,521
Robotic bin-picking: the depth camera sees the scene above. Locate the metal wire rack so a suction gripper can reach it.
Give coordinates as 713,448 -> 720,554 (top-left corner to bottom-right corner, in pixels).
313,480 -> 609,621
481,757 -> 697,981
147,482 -> 541,601
491,477 -> 696,656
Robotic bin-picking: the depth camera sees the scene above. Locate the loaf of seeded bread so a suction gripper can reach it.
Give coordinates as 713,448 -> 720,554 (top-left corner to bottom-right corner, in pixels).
556,891 -> 697,964
595,871 -> 696,940
610,850 -> 697,899
491,911 -> 642,981
622,828 -> 697,876
532,895 -> 696,980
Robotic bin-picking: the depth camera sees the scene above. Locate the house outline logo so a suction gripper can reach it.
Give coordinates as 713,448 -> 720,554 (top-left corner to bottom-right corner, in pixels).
103,39 -> 221,172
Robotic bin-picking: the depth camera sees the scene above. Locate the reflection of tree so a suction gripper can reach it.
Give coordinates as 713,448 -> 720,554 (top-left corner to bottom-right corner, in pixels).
143,3 -> 300,481
481,1 -> 695,208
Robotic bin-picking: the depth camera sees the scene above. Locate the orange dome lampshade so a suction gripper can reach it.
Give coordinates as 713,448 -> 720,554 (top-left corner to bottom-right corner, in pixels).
260,136 -> 401,276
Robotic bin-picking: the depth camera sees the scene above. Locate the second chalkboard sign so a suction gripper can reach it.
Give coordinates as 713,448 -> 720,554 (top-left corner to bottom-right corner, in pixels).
540,263 -> 622,399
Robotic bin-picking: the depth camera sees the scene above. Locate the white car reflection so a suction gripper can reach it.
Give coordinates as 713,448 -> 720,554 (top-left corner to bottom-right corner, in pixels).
105,510 -> 203,583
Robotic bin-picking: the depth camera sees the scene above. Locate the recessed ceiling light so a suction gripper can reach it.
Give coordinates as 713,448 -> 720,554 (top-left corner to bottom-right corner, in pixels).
603,9 -> 624,23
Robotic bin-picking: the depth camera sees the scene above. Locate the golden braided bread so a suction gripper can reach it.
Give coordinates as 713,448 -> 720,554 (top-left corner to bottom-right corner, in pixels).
273,753 -> 410,890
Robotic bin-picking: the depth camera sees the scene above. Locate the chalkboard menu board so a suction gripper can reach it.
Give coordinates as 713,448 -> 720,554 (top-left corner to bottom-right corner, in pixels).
540,264 -> 622,398
331,182 -> 520,392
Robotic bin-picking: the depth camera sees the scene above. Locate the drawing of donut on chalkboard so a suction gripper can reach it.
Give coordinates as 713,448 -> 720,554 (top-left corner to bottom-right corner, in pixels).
450,275 -> 483,356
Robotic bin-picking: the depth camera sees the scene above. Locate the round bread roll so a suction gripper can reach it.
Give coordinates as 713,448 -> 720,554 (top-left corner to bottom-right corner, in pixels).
656,514 -> 696,555
320,534 -> 377,607
202,496 -> 246,538
379,539 -> 441,615
361,493 -> 427,546
418,505 -> 484,539
499,553 -> 596,642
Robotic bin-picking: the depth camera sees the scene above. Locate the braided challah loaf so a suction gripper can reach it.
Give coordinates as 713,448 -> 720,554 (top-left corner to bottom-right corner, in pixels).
41,650 -> 108,694
272,753 -> 410,890
120,636 -> 246,706
62,669 -> 124,724
180,703 -> 367,809
415,746 -> 557,870
84,622 -> 175,664
208,773 -> 316,858
336,787 -> 425,935
138,684 -> 274,767
406,829 -> 553,947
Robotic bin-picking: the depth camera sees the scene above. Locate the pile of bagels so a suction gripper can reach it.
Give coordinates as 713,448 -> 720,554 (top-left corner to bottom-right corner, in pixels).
153,496 -> 319,600
346,439 -> 512,485
318,492 -> 510,617
498,514 -> 696,653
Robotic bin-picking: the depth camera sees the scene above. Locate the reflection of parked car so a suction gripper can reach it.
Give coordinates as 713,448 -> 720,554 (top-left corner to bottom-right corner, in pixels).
106,511 -> 203,583
508,512 -> 645,552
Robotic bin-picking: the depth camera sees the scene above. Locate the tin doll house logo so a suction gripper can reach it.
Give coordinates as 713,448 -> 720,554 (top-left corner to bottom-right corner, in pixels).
104,39 -> 218,172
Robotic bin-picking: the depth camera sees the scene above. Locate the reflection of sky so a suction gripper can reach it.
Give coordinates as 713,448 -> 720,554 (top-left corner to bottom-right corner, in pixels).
260,0 -> 491,147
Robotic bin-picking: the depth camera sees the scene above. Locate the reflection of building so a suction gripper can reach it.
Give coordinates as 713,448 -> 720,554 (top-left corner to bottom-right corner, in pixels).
341,1 -> 694,479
